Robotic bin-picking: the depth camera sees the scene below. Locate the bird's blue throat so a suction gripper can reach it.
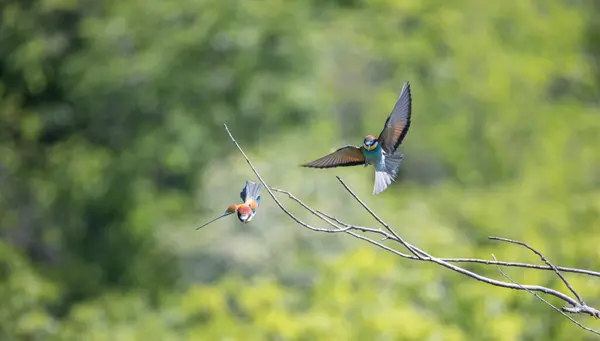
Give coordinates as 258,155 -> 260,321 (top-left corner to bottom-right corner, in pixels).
362,144 -> 383,162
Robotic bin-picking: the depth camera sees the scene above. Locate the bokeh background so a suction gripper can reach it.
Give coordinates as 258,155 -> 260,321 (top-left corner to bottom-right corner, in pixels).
1,0 -> 600,340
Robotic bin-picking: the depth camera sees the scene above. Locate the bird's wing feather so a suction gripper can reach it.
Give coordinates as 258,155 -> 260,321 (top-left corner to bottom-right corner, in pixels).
377,81 -> 412,155
240,181 -> 263,203
301,145 -> 364,168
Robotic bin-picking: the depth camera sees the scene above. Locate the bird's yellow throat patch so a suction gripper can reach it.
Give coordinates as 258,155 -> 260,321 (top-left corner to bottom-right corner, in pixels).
364,143 -> 377,151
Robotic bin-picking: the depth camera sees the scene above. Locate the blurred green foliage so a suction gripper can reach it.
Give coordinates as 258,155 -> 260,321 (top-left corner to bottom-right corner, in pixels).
1,0 -> 600,339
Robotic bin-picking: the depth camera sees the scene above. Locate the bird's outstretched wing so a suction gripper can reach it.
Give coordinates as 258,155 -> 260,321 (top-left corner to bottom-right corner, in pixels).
377,81 -> 412,155
301,145 -> 364,168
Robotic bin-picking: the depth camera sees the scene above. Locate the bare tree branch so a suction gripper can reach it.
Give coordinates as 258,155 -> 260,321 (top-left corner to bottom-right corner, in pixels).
223,123 -> 600,335
325,176 -> 583,305
334,175 -> 428,260
434,257 -> 600,278
490,237 -> 586,306
491,254 -> 600,335
269,187 -> 423,260
222,124 -> 345,234
490,237 -> 600,319
314,208 -> 600,278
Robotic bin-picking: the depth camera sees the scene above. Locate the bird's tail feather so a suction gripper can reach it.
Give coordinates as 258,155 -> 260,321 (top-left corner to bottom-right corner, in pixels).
240,181 -> 263,202
373,152 -> 404,195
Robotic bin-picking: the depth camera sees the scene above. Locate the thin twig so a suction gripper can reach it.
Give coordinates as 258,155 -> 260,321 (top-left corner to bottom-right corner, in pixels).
313,200 -> 600,278
269,188 -> 418,260
313,202 -> 600,278
436,258 -> 600,278
335,176 -> 429,260
332,176 -> 582,307
490,237 -> 600,319
315,210 -> 393,236
273,180 -> 580,307
223,124 -> 349,234
491,254 -> 600,335
490,237 -> 585,306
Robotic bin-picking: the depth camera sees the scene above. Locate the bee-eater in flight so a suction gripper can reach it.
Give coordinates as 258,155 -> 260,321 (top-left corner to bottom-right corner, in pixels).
196,180 -> 263,230
301,81 -> 412,195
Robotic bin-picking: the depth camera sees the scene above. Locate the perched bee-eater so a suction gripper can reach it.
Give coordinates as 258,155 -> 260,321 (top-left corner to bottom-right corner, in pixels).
196,181 -> 263,230
301,81 -> 412,195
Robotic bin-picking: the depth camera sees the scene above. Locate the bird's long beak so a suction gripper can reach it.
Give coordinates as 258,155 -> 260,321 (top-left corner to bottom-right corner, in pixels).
196,212 -> 233,230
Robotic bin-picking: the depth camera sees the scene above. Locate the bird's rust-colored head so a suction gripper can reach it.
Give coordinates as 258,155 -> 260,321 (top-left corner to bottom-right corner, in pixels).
237,205 -> 254,224
363,135 -> 379,151
226,205 -> 238,213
